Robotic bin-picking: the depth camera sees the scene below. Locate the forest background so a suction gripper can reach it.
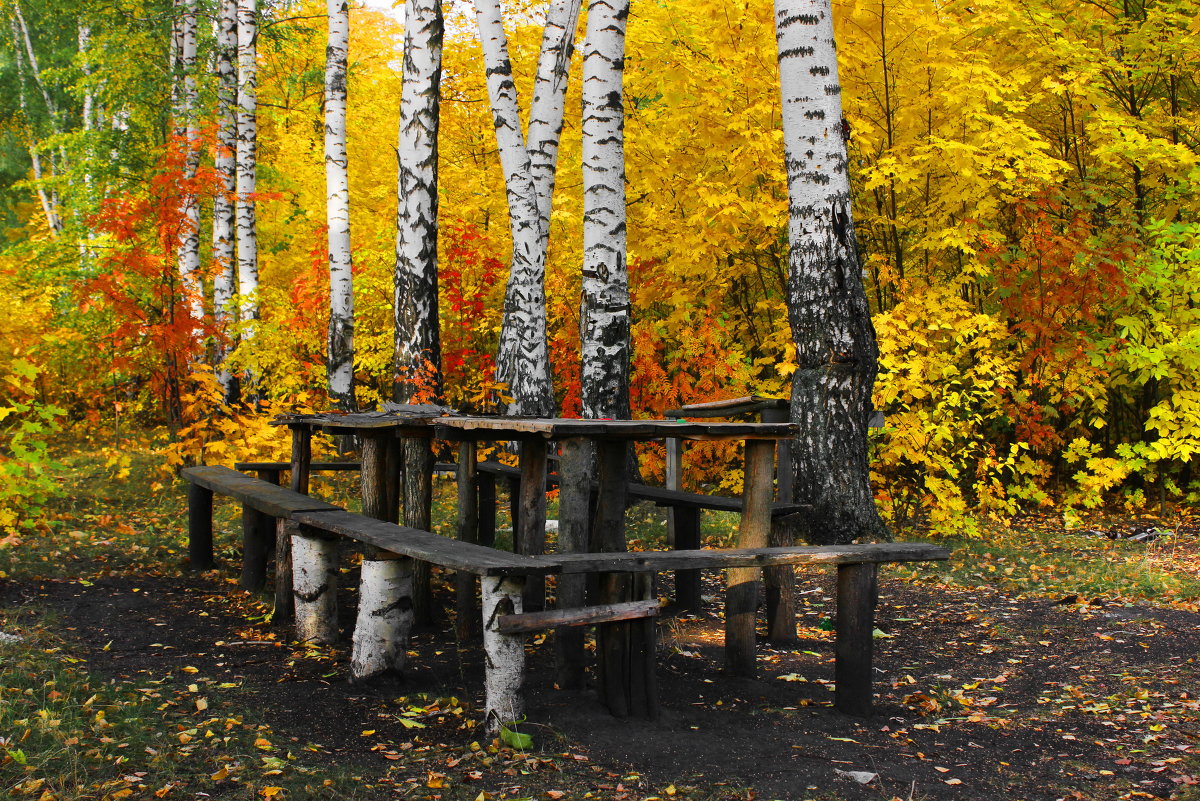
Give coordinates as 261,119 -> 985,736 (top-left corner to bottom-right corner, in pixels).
2,0 -> 1199,543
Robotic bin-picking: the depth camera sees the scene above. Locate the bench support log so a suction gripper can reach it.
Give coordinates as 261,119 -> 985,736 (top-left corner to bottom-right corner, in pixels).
240,469 -> 280,590
517,440 -> 548,612
835,562 -> 878,717
725,439 -> 775,677
351,553 -> 414,680
291,522 -> 339,645
455,441 -> 481,641
187,483 -> 214,570
404,436 -> 435,626
554,438 -> 591,690
483,575 -> 526,733
478,468 -> 497,548
672,507 -> 702,612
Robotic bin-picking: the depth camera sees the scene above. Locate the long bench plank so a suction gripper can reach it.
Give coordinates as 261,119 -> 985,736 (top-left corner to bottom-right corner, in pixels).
292,509 -> 559,577
496,599 -> 661,635
181,466 -> 341,518
533,542 -> 949,573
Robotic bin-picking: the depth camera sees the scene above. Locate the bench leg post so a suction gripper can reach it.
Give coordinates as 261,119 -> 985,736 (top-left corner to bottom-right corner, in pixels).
554,438 -> 591,690
835,562 -> 878,717
273,518 -> 294,623
724,440 -> 774,677
187,483 -> 214,570
672,507 -> 702,612
404,436 -> 435,626
240,505 -> 272,591
291,523 -> 339,645
483,575 -> 526,734
478,468 -> 497,548
517,441 -> 548,612
456,442 -> 481,641
351,552 -> 414,680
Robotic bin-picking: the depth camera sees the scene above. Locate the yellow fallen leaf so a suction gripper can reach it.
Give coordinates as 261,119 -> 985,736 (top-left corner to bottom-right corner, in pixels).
426,772 -> 447,789
195,698 -> 208,712
181,666 -> 199,674
211,767 -> 229,781
360,729 -> 376,736
944,778 -> 962,785
261,787 -> 283,798
666,786 -> 677,797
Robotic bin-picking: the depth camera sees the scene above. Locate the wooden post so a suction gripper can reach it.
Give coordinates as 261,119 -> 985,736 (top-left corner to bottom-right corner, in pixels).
360,432 -> 389,520
762,408 -> 797,643
835,562 -> 878,717
350,553 -> 414,680
478,466 -> 497,548
665,436 -> 682,548
241,468 -> 279,590
455,441 -> 481,641
725,439 -> 774,677
384,436 -> 402,524
672,507 -> 702,612
554,438 -> 592,689
517,440 -> 548,612
506,474 -> 521,550
187,482 -> 214,570
404,435 -> 435,625
482,574 -> 526,733
291,522 -> 339,645
275,426 -> 312,622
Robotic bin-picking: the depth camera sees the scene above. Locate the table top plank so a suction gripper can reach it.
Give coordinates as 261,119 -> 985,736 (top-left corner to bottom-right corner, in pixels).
433,416 -> 796,442
534,542 -> 950,573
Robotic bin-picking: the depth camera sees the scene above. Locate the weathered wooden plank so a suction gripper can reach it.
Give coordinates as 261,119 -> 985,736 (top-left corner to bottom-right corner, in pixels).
497,599 -> 660,635
292,509 -> 560,576
532,543 -> 950,573
835,562 -> 878,717
665,395 -> 789,418
181,466 -> 340,518
434,416 -> 795,442
726,439 -> 775,677
236,460 -> 363,472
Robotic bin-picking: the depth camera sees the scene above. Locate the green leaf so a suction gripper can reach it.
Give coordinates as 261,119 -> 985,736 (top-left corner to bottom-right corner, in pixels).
500,723 -> 533,750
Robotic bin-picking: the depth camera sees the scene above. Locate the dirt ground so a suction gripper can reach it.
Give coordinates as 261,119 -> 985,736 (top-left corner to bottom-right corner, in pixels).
4,566 -> 1200,801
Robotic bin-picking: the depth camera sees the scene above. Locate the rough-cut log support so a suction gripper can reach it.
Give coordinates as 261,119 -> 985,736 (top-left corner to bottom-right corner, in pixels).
276,426 -> 311,621
725,439 -> 776,676
665,435 -> 682,548
405,435 -> 435,625
187,482 -> 214,570
455,441 -> 481,640
351,553 -> 414,680
507,474 -> 521,549
291,522 -> 339,645
361,433 -> 390,521
478,465 -> 497,547
672,506 -> 702,612
483,574 -> 526,733
554,438 -> 591,689
518,440 -> 548,611
240,504 -> 271,590
384,437 -> 402,524
835,561 -> 878,717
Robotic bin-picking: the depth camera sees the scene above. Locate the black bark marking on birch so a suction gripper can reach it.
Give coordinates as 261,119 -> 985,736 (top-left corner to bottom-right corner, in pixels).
372,594 -> 413,617
294,584 -> 330,603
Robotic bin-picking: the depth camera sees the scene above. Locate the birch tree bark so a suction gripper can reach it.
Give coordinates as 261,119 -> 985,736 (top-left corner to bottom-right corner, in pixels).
172,0 -> 204,348
8,6 -> 62,235
236,0 -> 260,375
326,0 -> 355,411
393,0 -> 443,627
212,0 -> 239,400
775,0 -> 888,544
474,0 -> 581,417
580,0 -> 631,422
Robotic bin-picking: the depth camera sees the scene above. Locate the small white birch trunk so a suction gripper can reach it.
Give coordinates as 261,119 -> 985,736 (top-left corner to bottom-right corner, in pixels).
482,575 -> 526,732
393,0 -> 442,403
351,555 -> 414,679
580,0 -> 631,421
473,0 -> 554,416
8,12 -> 61,235
775,0 -> 886,544
326,0 -> 355,411
173,0 -> 204,350
236,0 -> 260,363
291,528 -> 340,645
212,0 -> 239,399
78,23 -> 95,249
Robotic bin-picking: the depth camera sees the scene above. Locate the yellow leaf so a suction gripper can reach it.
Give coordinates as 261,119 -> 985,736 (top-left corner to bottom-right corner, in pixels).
261,787 -> 283,798
211,767 -> 229,781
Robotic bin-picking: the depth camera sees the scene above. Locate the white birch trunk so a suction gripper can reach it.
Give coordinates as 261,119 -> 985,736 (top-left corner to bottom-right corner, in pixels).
236,0 -> 260,362
8,11 -> 61,235
580,0 -> 631,420
393,0 -> 442,403
213,0 -> 239,399
473,0 -> 554,416
775,0 -> 886,544
291,530 -> 339,645
326,0 -> 355,411
482,575 -> 526,732
173,0 -> 204,350
350,556 -> 414,680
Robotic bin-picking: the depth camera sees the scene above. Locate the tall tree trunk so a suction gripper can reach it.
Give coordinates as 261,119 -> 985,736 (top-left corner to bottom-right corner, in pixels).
212,0 -> 239,400
393,0 -> 443,628
236,0 -> 260,387
173,0 -> 204,353
8,8 -> 61,235
474,0 -> 579,417
326,0 -> 355,411
580,0 -> 631,422
775,0 -> 887,544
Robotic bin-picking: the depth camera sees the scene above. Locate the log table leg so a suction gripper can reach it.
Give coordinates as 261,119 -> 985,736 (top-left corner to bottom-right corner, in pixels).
405,435 -> 435,626
482,574 -> 526,733
187,483 -> 214,570
240,469 -> 279,590
275,426 -> 312,622
351,432 -> 415,679
672,507 -> 702,612
554,438 -> 592,690
725,439 -> 775,677
292,522 -> 339,645
517,440 -> 548,612
478,466 -> 497,548
835,562 -> 879,717
455,441 -> 481,641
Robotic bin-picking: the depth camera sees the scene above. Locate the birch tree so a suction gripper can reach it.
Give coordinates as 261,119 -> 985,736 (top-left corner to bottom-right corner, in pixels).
172,0 -> 204,344
8,1 -> 62,235
212,0 -> 238,399
579,0 -> 631,422
236,0 -> 260,368
775,0 -> 887,544
474,0 -> 581,417
326,0 -> 354,411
